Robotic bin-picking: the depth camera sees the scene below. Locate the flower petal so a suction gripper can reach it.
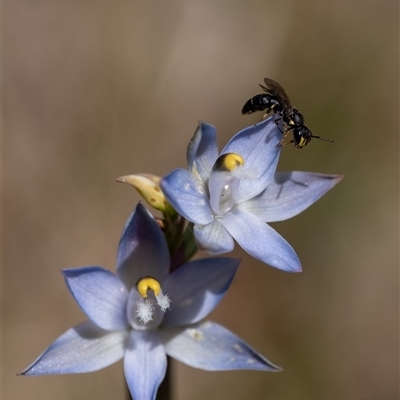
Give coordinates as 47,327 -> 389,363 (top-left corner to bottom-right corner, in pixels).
162,258 -> 240,326
63,267 -> 129,331
220,207 -> 301,272
19,321 -> 126,375
124,330 -> 167,400
244,172 -> 344,222
194,220 -> 234,254
160,321 -> 280,371
117,203 -> 170,289
221,116 -> 282,203
187,122 -> 219,182
161,169 -> 214,225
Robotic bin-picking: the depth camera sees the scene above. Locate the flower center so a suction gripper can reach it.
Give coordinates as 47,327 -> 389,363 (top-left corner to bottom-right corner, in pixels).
213,153 -> 245,172
209,153 -> 245,216
126,276 -> 171,328
137,276 -> 161,297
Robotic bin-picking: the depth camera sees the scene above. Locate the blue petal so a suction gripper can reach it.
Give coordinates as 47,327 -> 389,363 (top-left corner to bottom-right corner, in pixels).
244,172 -> 344,222
117,203 -> 170,290
63,267 -> 129,331
19,321 -> 126,375
124,330 -> 167,400
220,206 -> 301,272
162,258 -> 240,326
221,117 -> 282,203
186,122 -> 219,182
194,220 -> 234,254
161,169 -> 214,224
160,321 -> 280,371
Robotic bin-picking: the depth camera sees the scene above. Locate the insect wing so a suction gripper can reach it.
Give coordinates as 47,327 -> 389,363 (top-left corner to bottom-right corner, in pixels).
260,77 -> 293,110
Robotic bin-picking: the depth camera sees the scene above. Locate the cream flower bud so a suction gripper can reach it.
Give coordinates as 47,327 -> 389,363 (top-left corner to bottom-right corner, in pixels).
116,173 -> 176,215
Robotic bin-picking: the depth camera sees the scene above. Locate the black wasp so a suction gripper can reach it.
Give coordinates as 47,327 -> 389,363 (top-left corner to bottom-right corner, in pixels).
242,77 -> 333,149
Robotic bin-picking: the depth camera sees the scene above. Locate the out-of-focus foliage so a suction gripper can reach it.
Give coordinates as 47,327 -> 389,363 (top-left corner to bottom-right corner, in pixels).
3,0 -> 398,399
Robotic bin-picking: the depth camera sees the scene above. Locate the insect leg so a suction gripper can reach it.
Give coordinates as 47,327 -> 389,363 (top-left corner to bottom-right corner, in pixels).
253,108 -> 273,128
273,117 -> 284,134
275,138 -> 294,148
275,127 -> 291,147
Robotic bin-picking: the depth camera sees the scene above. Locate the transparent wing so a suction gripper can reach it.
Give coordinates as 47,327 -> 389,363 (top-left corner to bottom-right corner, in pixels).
260,77 -> 292,110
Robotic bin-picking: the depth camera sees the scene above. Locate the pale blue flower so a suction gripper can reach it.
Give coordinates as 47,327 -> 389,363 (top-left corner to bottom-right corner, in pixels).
161,118 -> 343,272
20,203 -> 279,400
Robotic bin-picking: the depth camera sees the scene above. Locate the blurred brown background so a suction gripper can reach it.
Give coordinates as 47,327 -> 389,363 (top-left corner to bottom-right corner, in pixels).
3,0 -> 399,399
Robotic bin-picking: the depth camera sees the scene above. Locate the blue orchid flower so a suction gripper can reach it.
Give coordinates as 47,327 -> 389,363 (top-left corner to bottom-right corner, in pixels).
161,118 -> 343,273
20,203 -> 279,400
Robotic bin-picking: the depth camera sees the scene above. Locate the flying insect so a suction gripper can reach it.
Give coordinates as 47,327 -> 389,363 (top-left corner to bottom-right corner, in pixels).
242,77 -> 334,149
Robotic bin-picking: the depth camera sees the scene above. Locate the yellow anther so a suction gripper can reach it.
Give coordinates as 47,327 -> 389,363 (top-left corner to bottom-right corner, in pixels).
214,153 -> 245,172
137,277 -> 161,298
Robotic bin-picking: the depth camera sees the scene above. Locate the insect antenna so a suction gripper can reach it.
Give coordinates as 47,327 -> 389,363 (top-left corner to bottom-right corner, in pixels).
311,135 -> 334,143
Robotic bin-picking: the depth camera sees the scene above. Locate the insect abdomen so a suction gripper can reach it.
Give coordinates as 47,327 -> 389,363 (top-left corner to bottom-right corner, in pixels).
241,94 -> 273,114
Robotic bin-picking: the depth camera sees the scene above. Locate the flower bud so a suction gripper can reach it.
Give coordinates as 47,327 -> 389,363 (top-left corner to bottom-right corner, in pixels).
117,173 -> 176,215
